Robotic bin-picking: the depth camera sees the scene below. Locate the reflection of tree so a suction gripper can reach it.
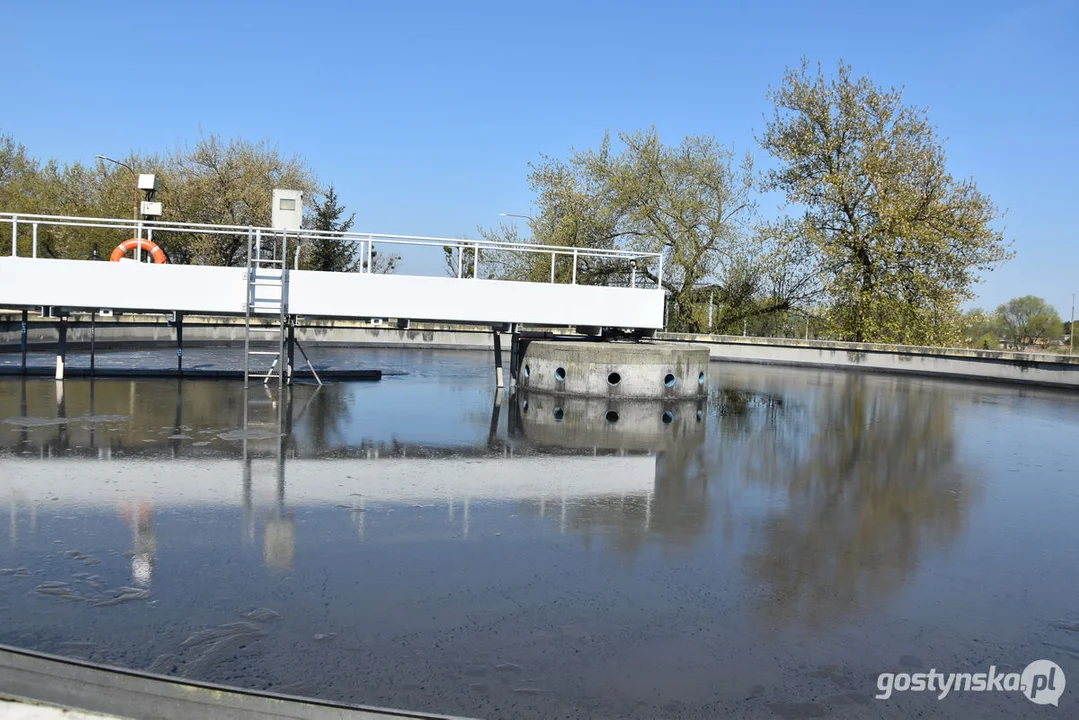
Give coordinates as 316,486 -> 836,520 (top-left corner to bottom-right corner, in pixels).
739,373 -> 974,628
303,384 -> 353,455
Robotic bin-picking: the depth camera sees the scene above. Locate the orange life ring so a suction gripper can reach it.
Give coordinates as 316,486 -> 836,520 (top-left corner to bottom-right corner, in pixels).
110,238 -> 168,264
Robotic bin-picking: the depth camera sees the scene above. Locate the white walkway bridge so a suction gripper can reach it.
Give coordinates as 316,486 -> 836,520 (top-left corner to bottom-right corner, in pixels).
0,213 -> 664,384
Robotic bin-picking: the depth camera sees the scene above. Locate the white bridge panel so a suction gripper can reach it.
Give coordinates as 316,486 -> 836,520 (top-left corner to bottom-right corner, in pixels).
289,270 -> 664,328
0,257 -> 664,329
0,257 -> 246,314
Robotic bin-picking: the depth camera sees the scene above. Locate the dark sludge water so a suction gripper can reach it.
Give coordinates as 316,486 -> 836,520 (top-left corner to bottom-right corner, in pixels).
0,349 -> 1077,719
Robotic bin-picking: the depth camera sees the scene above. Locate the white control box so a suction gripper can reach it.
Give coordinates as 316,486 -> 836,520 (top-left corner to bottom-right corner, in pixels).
140,201 -> 163,217
138,174 -> 159,192
272,189 -> 303,231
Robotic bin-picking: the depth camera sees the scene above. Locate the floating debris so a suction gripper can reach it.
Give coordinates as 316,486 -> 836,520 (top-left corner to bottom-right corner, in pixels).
178,621 -> 268,676
182,621 -> 265,649
2,417 -> 68,427
32,583 -> 86,602
495,662 -> 524,673
77,415 -> 128,424
148,653 -> 180,675
238,607 -> 281,623
312,633 -> 336,642
93,587 -> 151,607
216,428 -> 282,441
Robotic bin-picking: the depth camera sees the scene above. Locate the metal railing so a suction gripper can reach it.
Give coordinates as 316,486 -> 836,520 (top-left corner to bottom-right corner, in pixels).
0,212 -> 664,289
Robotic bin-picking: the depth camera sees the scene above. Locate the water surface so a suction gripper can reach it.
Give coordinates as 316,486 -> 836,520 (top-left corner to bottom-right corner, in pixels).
0,350 -> 1077,719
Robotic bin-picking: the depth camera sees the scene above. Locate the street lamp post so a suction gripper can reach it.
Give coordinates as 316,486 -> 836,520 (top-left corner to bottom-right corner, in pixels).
96,154 -> 139,221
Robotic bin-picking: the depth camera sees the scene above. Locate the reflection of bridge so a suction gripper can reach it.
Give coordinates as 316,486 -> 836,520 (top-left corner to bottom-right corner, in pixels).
0,376 -> 713,582
0,213 -> 664,384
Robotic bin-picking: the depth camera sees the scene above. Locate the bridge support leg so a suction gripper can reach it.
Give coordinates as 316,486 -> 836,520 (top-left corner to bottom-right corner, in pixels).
20,310 -> 27,375
90,312 -> 96,377
55,317 -> 66,381
175,312 -> 184,377
286,317 -> 296,385
492,329 -> 504,389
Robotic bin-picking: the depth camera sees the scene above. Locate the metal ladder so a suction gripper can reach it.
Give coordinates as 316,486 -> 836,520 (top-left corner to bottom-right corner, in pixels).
243,229 -> 288,388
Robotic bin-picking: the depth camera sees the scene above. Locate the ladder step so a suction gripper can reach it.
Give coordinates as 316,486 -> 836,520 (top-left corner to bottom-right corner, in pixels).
251,280 -> 283,286
248,351 -> 280,356
248,374 -> 279,379
248,327 -> 283,332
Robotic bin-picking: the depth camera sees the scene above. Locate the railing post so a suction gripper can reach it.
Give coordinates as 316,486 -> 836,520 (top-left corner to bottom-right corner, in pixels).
630,261 -> 636,288
657,253 -> 664,289
367,237 -> 373,273
550,252 -> 556,283
255,228 -> 262,263
31,223 -> 37,258
571,248 -> 578,284
457,245 -> 463,278
136,221 -> 143,262
473,244 -> 479,279
11,215 -> 17,256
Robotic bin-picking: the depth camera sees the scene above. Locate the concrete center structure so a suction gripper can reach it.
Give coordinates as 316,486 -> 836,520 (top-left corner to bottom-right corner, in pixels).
516,339 -> 710,399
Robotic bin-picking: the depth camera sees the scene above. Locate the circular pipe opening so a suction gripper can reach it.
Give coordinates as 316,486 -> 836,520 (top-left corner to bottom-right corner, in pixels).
553,407 -> 564,421
605,410 -> 619,423
522,399 -> 529,412
662,410 -> 675,424
555,367 -> 567,382
696,409 -> 703,422
698,371 -> 705,385
523,364 -> 530,378
664,373 -> 677,388
607,371 -> 622,386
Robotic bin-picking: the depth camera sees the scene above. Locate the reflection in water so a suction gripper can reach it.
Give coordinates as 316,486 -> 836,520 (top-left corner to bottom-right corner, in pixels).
729,373 -> 973,628
0,372 -> 977,613
1,354 -> 1076,719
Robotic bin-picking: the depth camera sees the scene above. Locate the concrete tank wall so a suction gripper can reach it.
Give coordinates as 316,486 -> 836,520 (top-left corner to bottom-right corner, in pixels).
658,332 -> 1079,390
516,340 -> 710,399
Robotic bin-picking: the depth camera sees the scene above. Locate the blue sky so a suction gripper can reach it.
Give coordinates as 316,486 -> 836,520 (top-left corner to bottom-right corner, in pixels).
4,0 -> 1076,313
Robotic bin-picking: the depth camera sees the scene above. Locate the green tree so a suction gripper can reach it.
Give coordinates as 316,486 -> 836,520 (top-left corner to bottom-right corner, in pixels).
2,131 -> 320,265
760,60 -> 1013,345
960,308 -> 1001,349
480,128 -> 802,333
302,185 -> 359,272
0,133 -> 42,213
166,133 -> 318,266
995,296 -> 1063,349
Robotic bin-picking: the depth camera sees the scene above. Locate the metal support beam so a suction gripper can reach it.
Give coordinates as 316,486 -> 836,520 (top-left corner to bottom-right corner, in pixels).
294,338 -> 322,386
176,311 -> 184,377
286,317 -> 296,385
20,309 -> 27,374
55,317 -> 66,381
90,312 -> 96,376
493,329 -> 504,389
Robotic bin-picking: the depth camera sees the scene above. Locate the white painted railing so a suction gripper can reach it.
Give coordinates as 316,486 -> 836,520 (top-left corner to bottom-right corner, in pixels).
0,212 -> 664,289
